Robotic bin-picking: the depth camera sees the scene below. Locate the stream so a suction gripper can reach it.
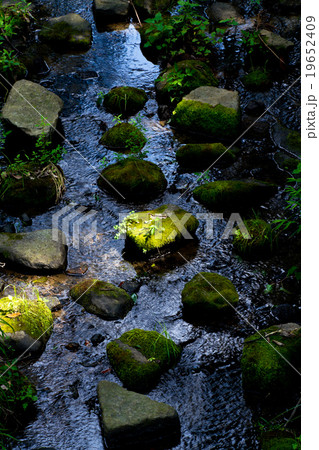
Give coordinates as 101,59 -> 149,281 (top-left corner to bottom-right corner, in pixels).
0,0 -> 301,448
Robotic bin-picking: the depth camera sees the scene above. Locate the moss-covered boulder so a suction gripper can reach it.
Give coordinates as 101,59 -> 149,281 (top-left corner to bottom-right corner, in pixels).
182,272 -> 238,321
0,163 -> 65,216
99,122 -> 147,152
171,86 -> 240,140
193,180 -> 278,212
69,279 -> 134,320
155,60 -> 218,104
98,159 -> 167,201
107,328 -> 182,392
241,68 -> 272,91
39,13 -> 92,51
241,323 -> 301,402
123,204 -> 199,256
103,87 -> 148,116
233,219 -> 275,259
98,381 -> 181,449
176,143 -> 235,170
260,431 -> 300,450
0,294 -> 53,355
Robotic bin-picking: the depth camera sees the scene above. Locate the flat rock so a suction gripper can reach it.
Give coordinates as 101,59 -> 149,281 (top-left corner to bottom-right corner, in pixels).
207,2 -> 244,24
0,229 -> 67,273
93,0 -> 129,23
1,80 -> 63,143
97,381 -> 181,449
184,86 -> 239,111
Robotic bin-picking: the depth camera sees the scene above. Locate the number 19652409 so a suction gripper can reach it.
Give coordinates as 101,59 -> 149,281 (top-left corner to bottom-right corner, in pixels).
306,16 -> 316,77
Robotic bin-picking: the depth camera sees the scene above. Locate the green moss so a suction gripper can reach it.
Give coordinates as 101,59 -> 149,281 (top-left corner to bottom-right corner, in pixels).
286,131 -> 301,153
241,68 -> 272,91
39,21 -> 91,50
0,295 -> 53,342
156,60 -> 218,104
193,180 -> 277,211
261,431 -> 300,450
124,204 -> 199,255
241,324 -> 301,401
107,328 -> 181,392
99,123 -> 147,152
98,159 -> 167,201
182,272 -> 239,320
171,99 -> 240,140
176,143 -> 235,170
233,219 -> 276,258
103,87 -> 148,116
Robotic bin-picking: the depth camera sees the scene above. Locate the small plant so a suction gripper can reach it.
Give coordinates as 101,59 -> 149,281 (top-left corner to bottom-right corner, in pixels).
114,211 -> 139,239
158,65 -> 199,104
153,322 -> 180,363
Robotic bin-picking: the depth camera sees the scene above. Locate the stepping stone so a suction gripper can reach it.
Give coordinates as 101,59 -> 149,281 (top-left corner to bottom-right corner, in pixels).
107,328 -> 181,392
0,229 -> 67,273
99,122 -> 146,152
39,13 -> 92,51
171,86 -> 240,140
93,0 -> 129,24
102,86 -> 148,116
69,279 -> 134,320
97,381 -> 181,449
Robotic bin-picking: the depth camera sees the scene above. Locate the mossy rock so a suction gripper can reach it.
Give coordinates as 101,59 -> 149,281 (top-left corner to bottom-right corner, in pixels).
176,143 -> 235,170
39,13 -> 92,51
274,152 -> 299,172
69,278 -> 134,320
171,86 -> 240,140
103,87 -> 148,116
107,328 -> 182,392
193,180 -> 278,212
99,122 -> 147,152
156,60 -> 218,104
0,163 -> 65,216
0,294 -> 53,355
241,68 -> 272,91
134,0 -> 177,16
182,272 -> 239,321
271,123 -> 301,158
123,204 -> 199,256
241,323 -> 301,402
98,159 -> 167,201
260,30 -> 294,53
233,219 -> 276,259
260,431 -> 300,450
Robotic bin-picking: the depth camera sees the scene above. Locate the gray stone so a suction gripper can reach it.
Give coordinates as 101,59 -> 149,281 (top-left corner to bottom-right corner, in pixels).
44,296 -> 62,312
207,2 -> 244,24
93,0 -> 129,22
184,86 -> 240,112
97,381 -> 181,449
1,80 -> 63,142
0,229 -> 68,273
260,30 -> 294,52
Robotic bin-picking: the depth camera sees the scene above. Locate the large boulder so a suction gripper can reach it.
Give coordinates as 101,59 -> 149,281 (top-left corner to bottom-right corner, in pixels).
241,323 -> 301,402
233,219 -> 275,259
69,279 -> 134,320
107,328 -> 181,392
98,159 -> 167,201
93,0 -> 129,24
103,86 -> 148,116
122,204 -> 199,256
1,80 -> 63,146
193,179 -> 277,211
97,381 -> 181,449
155,60 -> 218,104
182,272 -> 239,321
99,123 -> 147,152
0,229 -> 68,273
0,163 -> 65,216
176,143 -> 235,170
39,13 -> 92,51
171,86 -> 240,140
0,294 -> 53,355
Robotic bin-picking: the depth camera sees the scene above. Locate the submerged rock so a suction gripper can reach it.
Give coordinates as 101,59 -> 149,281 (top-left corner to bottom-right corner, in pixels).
241,323 -> 301,402
156,60 -> 218,104
182,272 -> 239,321
193,180 -> 277,211
93,0 -> 129,23
1,80 -> 63,146
0,163 -> 65,216
103,86 -> 148,116
69,279 -> 134,320
176,143 -> 235,170
39,13 -> 92,50
123,204 -> 199,256
0,294 -> 53,355
0,229 -> 68,273
98,159 -> 167,201
99,122 -> 147,152
107,328 -> 181,392
171,86 -> 240,140
97,381 -> 181,449
233,219 -> 275,259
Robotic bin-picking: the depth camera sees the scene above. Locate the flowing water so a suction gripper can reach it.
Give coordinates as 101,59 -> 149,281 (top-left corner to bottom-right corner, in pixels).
0,0 -> 301,448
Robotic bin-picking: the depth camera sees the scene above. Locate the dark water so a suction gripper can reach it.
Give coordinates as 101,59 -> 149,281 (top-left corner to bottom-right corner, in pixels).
0,0 -> 301,448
